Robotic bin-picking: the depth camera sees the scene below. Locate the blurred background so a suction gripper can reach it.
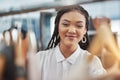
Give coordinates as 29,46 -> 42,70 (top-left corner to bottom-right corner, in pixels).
0,0 -> 120,50
0,0 -> 120,80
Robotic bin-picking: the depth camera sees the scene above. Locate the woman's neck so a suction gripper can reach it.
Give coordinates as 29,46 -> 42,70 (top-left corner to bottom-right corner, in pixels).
59,43 -> 77,58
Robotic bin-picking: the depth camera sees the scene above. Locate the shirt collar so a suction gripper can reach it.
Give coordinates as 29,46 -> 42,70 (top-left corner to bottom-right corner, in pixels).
66,45 -> 81,64
55,44 -> 81,64
55,45 -> 65,63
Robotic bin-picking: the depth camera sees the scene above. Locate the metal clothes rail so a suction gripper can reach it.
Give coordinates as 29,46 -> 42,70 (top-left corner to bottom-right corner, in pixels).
0,0 -> 109,16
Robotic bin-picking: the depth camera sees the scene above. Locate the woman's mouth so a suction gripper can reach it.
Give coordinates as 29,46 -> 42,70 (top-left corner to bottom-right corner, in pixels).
66,35 -> 76,40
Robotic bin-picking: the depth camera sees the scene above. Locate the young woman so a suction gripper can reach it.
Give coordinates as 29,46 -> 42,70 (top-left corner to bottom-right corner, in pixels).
33,5 -> 106,80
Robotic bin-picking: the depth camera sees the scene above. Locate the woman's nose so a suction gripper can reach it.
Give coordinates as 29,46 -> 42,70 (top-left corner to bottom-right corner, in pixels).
68,27 -> 76,33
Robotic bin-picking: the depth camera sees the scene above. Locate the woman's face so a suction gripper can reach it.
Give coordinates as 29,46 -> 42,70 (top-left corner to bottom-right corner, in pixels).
58,11 -> 87,47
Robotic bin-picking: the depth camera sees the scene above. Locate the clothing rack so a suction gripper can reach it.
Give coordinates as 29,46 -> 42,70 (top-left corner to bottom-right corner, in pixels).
0,0 -> 109,16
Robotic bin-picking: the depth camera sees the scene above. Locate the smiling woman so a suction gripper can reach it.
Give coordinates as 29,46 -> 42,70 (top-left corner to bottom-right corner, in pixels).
47,5 -> 90,50
58,10 -> 87,58
32,5 -> 106,80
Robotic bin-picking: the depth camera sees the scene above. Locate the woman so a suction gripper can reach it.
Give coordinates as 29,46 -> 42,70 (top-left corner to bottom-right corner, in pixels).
33,5 -> 106,80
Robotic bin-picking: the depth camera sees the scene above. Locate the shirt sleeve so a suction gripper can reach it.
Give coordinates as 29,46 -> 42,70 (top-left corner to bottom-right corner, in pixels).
88,55 -> 107,78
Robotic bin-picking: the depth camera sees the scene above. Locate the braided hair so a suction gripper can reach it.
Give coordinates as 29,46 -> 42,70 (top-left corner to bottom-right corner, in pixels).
46,5 -> 90,50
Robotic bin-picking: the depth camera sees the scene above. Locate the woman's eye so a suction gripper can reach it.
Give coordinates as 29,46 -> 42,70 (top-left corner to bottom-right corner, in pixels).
77,25 -> 83,28
62,23 -> 69,26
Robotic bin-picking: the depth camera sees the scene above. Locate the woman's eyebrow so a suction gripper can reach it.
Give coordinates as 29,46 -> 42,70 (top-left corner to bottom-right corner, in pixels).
61,19 -> 84,23
76,21 -> 83,23
61,19 -> 70,22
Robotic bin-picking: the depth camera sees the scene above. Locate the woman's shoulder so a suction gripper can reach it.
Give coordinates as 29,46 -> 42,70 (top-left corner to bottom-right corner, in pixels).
30,48 -> 55,68
35,48 -> 55,58
79,48 -> 91,57
79,48 -> 102,64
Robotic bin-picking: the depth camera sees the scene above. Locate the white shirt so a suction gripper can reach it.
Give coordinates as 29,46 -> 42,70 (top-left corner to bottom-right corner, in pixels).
32,45 -> 106,80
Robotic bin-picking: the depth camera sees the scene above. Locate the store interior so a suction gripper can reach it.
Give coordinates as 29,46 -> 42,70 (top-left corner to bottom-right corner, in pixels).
0,0 -> 120,80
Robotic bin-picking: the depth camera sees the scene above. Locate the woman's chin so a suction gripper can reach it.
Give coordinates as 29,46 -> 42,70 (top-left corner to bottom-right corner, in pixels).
64,42 -> 77,47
